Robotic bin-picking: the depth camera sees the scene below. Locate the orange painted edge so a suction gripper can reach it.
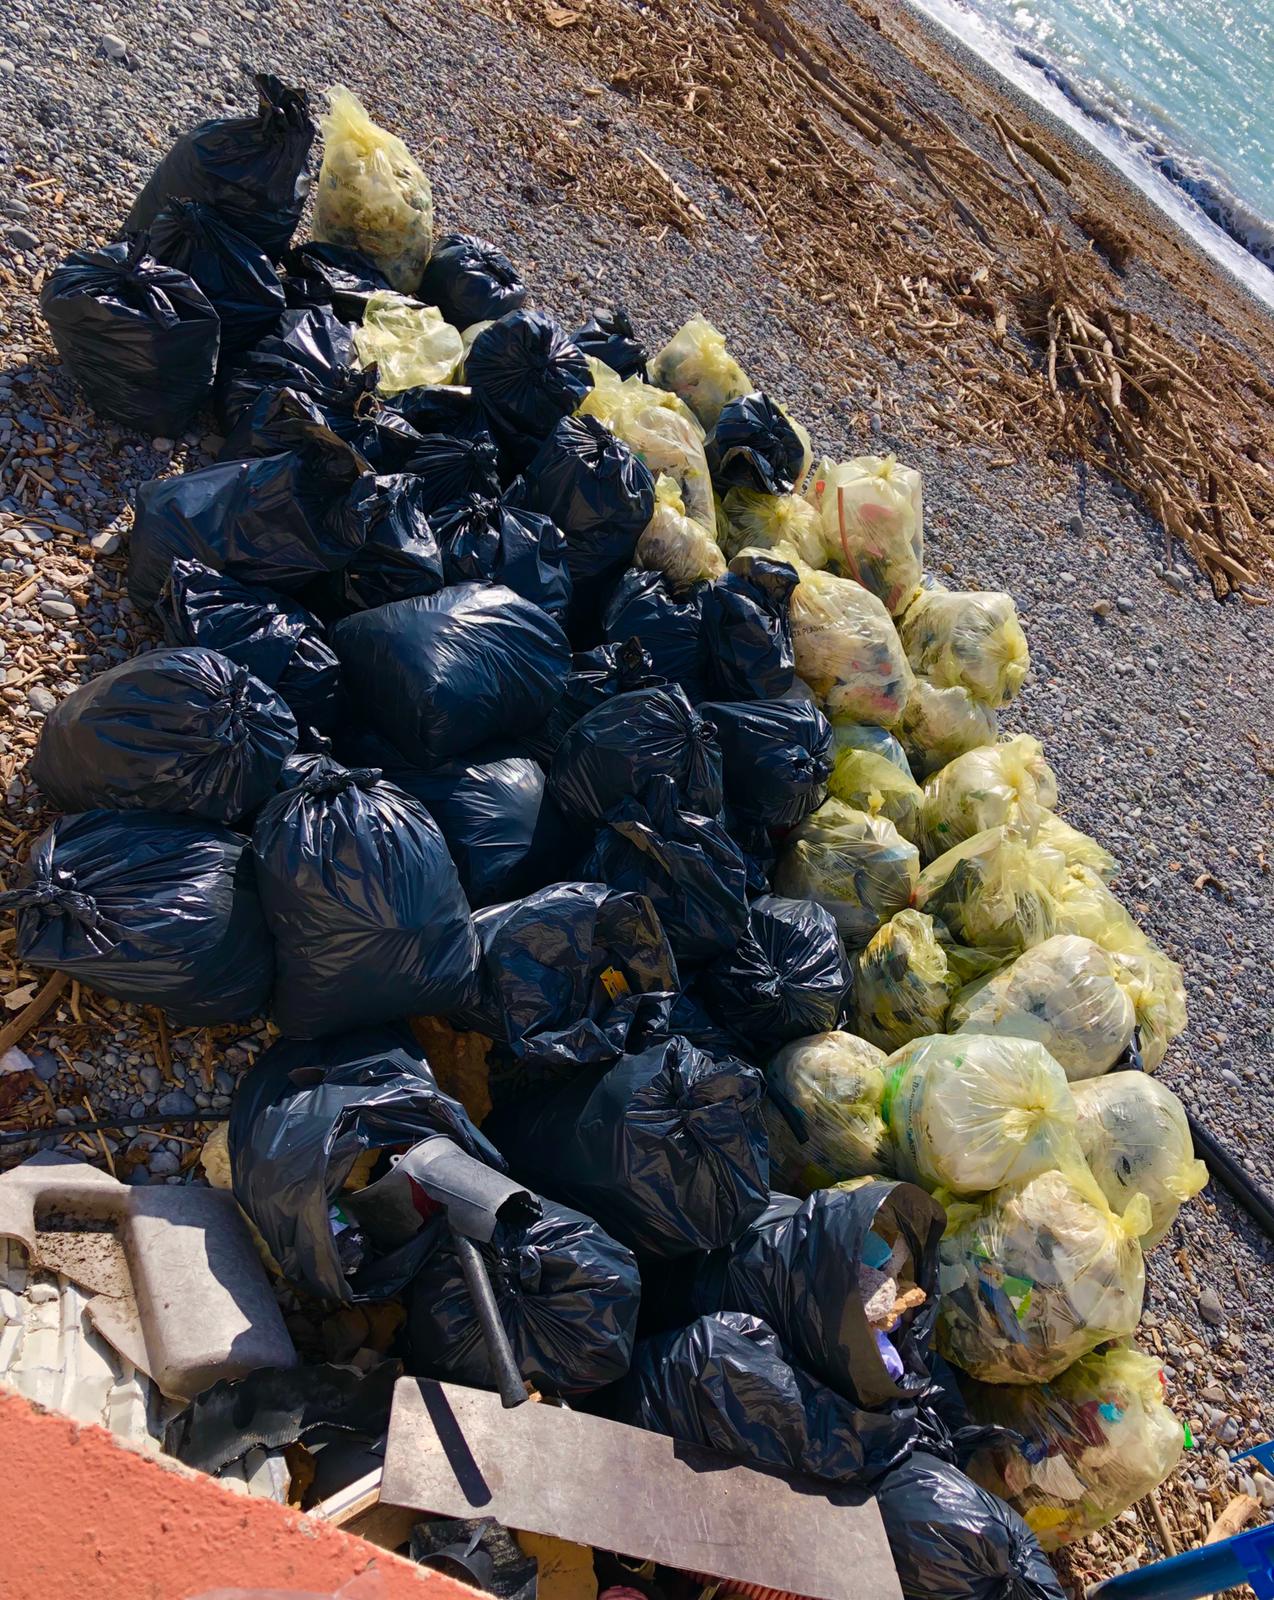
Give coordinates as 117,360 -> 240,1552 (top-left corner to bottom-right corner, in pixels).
0,1387 -> 484,1600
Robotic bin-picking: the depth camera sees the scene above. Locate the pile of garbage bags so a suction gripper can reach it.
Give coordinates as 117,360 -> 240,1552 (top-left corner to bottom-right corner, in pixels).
14,70 -> 1208,1598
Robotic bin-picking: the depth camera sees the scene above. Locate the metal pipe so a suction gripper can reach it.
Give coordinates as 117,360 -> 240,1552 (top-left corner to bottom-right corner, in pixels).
452,1229 -> 528,1410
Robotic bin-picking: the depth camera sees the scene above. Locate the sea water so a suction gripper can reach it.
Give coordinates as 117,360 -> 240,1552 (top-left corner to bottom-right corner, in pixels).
901,0 -> 1274,310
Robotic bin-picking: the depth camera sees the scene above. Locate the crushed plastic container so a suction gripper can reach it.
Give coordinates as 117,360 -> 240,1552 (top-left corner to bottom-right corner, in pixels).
763,1030 -> 891,1193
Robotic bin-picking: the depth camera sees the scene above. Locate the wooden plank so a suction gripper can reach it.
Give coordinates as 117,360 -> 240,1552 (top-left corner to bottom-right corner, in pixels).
382,1379 -> 902,1600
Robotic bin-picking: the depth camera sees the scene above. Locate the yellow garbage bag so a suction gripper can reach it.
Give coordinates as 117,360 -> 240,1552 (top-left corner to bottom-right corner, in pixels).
852,909 -> 959,1051
915,825 -> 1064,958
881,1031 -> 1080,1198
762,1030 -> 892,1194
918,735 -> 1058,861
647,316 -> 753,429
828,742 -> 923,841
806,454 -> 924,616
720,486 -> 826,567
313,85 -> 434,293
353,291 -> 463,394
1072,1072 -> 1208,1248
899,588 -> 1030,708
634,475 -> 725,585
950,934 -> 1136,1082
962,1346 -> 1185,1549
786,560 -> 914,726
773,799 -> 919,949
899,676 -> 1000,780
938,1166 -> 1147,1383
1034,813 -> 1118,883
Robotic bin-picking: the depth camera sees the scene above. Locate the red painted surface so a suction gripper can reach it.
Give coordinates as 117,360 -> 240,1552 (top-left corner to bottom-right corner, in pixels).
0,1388 -> 479,1600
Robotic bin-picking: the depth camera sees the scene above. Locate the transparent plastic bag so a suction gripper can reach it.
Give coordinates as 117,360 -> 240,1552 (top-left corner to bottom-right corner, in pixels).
950,935 -> 1135,1083
763,1030 -> 892,1194
634,474 -> 725,584
899,589 -> 1030,708
918,735 -> 1058,860
353,291 -> 463,394
938,1168 -> 1148,1384
1072,1072 -> 1208,1247
882,1032 -> 1080,1199
828,720 -> 912,773
313,85 -> 433,292
581,364 -> 717,536
807,454 -> 924,616
899,676 -> 1000,779
720,486 -> 826,567
773,799 -> 919,949
962,1346 -> 1185,1549
1034,813 -> 1118,883
915,825 -> 1064,957
648,315 -> 753,429
785,560 -> 914,726
828,742 -> 922,842
852,909 -> 958,1051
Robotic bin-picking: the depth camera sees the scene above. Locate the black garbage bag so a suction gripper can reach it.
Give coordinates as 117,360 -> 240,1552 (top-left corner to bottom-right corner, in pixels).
699,699 -> 832,831
603,570 -> 708,700
219,376 -> 424,474
692,1184 -> 945,1410
306,473 -> 445,618
154,560 -> 342,736
570,306 -> 648,381
331,584 -> 569,765
519,639 -> 663,767
382,747 -> 573,909
124,71 -> 314,259
40,240 -> 219,436
280,240 -> 392,322
228,1023 -> 499,1301
549,685 -> 722,825
605,1312 -> 913,1487
584,775 -> 748,966
217,305 -> 357,432
392,384 -> 492,442
699,894 -> 850,1053
434,496 -> 572,623
706,393 -> 807,495
0,810 -> 273,1024
874,1452 -> 1065,1600
403,434 -> 501,514
466,310 -> 592,459
700,554 -> 798,701
419,234 -> 528,329
31,647 -> 296,824
525,413 -> 656,607
406,1196 -> 640,1397
128,420 -> 369,608
456,882 -> 678,1076
484,1035 -> 768,1258
146,198 -> 285,361
251,756 -> 479,1037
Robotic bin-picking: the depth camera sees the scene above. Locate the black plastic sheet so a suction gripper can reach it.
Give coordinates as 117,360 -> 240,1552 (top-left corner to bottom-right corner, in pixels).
549,685 -> 722,825
251,756 -> 479,1038
403,435 -> 501,513
605,1312 -> 913,1488
692,1184 -> 946,1410
330,583 -> 570,765
602,570 -> 708,700
280,240 -> 392,322
434,496 -> 572,623
456,881 -> 678,1076
699,698 -> 832,831
0,810 -> 273,1024
124,71 -> 314,259
218,306 -> 358,433
392,384 -> 492,442
219,378 -> 424,475
519,638 -> 662,767
128,419 -> 368,608
31,646 -> 296,824
406,1196 -> 641,1397
700,554 -> 798,701
570,306 -> 648,381
154,560 -> 342,736
40,241 -> 219,436
584,775 -> 748,966
419,234 -> 528,329
147,198 -> 285,360
467,310 -> 592,460
706,392 -> 807,495
484,1035 -> 768,1258
228,1023 -> 498,1300
306,473 -> 445,617
699,894 -> 850,1053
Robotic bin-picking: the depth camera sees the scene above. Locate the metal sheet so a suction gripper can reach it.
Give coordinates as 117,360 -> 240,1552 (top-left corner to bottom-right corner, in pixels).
382,1378 -> 902,1600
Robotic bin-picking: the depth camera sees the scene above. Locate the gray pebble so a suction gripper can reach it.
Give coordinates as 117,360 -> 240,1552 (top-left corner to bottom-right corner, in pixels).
138,1064 -> 163,1093
156,1088 -> 196,1115
148,1150 -> 181,1177
1199,1288 -> 1226,1327
5,225 -> 40,253
97,33 -> 128,60
1115,596 -> 1135,613
39,598 -> 77,620
26,684 -> 56,713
